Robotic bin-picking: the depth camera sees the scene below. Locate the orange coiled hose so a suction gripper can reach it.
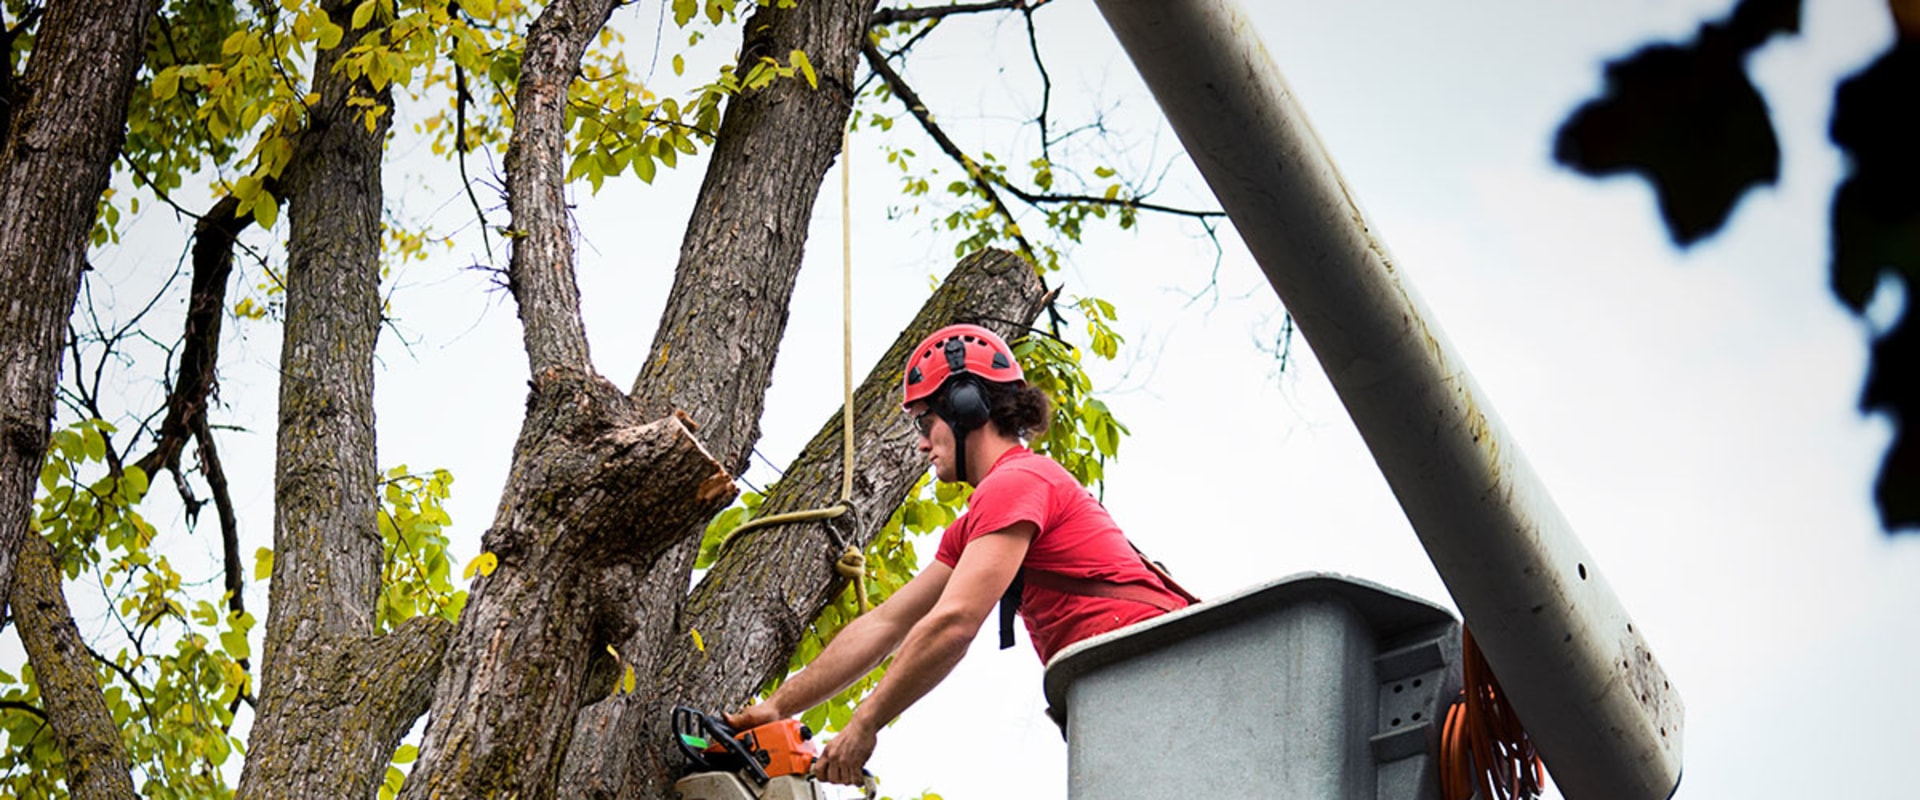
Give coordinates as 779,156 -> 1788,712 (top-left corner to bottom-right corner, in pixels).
1439,628 -> 1545,800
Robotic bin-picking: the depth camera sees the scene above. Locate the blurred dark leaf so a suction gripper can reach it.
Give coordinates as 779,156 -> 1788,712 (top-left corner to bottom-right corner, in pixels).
1830,39 -> 1920,531
1553,0 -> 1801,245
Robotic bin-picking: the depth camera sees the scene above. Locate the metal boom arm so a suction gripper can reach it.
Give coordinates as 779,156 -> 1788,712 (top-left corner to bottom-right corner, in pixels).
1088,1 -> 1684,798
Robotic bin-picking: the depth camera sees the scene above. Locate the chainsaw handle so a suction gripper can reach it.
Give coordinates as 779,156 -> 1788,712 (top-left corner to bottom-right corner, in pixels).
671,706 -> 772,786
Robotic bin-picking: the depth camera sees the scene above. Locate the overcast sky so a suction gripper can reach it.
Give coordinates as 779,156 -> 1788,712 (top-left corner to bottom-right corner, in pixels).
12,1 -> 1915,798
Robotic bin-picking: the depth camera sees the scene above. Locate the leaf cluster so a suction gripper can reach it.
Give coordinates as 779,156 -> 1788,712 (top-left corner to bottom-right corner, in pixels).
372,465 -> 466,631
3,420 -> 249,800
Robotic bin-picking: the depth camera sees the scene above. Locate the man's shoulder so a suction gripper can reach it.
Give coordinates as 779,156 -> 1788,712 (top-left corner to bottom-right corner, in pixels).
985,448 -> 1075,486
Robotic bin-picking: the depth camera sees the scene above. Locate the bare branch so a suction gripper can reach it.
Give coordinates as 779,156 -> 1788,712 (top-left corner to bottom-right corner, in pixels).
860,39 -> 1040,263
1024,5 -> 1052,161
452,61 -> 497,265
133,193 -> 252,481
0,699 -> 47,722
871,0 -> 1026,27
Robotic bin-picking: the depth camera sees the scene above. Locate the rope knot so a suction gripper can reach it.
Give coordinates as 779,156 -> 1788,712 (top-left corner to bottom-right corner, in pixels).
835,546 -> 870,612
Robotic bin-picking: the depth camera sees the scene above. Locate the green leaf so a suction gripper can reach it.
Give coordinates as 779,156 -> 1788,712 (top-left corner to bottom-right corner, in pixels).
393,744 -> 419,765
254,547 -> 275,580
219,627 -> 251,660
123,466 -> 149,500
153,67 -> 181,102
253,189 -> 280,229
316,20 -> 344,50
351,0 -> 376,30
672,0 -> 696,26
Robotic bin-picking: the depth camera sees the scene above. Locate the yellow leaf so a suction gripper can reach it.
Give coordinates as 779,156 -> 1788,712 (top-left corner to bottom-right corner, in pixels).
690,628 -> 705,653
462,551 -> 498,580
351,0 -> 376,30
790,49 -> 817,90
621,664 -> 636,694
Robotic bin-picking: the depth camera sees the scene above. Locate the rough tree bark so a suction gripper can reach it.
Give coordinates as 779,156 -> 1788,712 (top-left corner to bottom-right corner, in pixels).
395,1 -> 738,797
9,535 -> 137,800
235,4 -> 450,798
0,0 -> 158,618
556,0 -> 883,794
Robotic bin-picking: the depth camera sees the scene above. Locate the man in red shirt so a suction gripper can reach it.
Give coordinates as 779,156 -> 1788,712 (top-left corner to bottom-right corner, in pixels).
728,324 -> 1192,786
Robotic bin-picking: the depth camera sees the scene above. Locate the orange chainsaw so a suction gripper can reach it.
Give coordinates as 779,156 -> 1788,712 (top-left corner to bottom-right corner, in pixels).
671,706 -> 873,800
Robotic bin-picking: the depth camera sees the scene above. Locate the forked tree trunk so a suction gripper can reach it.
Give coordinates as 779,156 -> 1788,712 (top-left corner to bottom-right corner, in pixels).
557,0 -> 887,794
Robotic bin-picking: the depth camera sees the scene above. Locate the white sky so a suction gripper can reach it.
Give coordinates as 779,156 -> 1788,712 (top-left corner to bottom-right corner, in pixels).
9,1 -> 1915,799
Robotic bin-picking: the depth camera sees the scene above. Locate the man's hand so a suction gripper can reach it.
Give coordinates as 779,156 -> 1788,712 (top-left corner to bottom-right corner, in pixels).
723,702 -> 780,732
813,721 -> 877,786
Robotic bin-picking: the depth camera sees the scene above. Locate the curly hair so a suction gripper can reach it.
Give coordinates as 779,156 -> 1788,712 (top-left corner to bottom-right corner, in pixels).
981,379 -> 1052,440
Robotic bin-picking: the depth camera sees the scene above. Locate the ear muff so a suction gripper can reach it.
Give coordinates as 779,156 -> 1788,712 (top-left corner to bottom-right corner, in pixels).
942,376 -> 991,431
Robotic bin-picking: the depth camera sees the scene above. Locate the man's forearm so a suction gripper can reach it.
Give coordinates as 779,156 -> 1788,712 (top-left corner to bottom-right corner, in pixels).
764,611 -> 904,717
843,612 -> 974,733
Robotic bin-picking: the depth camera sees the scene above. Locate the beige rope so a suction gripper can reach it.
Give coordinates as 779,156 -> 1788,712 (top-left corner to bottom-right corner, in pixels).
713,121 -> 869,613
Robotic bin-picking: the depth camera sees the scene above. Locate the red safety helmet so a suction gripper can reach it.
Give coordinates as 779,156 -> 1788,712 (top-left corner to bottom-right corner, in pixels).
901,323 -> 1023,408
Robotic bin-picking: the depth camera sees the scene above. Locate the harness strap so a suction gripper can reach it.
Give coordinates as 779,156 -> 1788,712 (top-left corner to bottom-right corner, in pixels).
996,554 -> 1199,650
1020,569 -> 1183,611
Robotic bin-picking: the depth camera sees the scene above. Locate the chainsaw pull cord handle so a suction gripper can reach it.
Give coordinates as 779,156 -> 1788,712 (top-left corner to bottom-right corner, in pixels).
704,123 -> 871,613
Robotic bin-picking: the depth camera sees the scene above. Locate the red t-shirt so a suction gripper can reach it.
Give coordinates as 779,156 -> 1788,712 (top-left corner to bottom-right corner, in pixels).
934,446 -> 1189,662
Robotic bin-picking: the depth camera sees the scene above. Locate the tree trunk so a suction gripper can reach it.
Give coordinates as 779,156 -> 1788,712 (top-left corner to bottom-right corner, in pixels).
395,2 -> 739,798
0,0 -> 158,618
10,535 -> 137,800
236,4 -> 450,797
556,0 -> 883,794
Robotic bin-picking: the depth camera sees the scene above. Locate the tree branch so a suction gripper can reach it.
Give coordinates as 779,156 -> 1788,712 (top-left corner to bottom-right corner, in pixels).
866,38 -> 1223,223
500,0 -> 614,377
401,387 -> 736,800
871,0 -> 1026,27
0,699 -> 48,722
191,414 -> 244,620
11,535 -> 138,798
133,193 -> 253,481
860,38 -> 1041,263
